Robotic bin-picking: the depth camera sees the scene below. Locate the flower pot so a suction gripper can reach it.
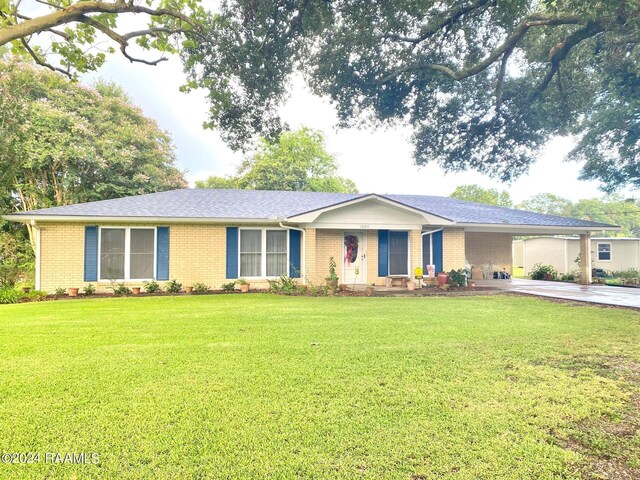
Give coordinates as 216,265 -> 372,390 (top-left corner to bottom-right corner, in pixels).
437,273 -> 449,288
185,286 -> 193,294
407,281 -> 416,291
68,288 -> 79,297
240,284 -> 250,293
132,287 -> 141,295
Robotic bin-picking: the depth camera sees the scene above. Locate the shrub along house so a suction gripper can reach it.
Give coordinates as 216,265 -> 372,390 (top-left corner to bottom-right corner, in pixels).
4,189 -> 618,292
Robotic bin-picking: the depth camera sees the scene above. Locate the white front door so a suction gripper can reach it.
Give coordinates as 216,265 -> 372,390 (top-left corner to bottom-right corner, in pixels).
343,231 -> 366,284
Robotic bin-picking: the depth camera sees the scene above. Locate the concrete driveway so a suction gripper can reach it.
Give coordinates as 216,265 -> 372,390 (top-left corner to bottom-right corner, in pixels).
476,278 -> 640,309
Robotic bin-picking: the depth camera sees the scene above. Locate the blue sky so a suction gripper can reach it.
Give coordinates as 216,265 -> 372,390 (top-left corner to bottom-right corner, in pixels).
86,54 -> 616,204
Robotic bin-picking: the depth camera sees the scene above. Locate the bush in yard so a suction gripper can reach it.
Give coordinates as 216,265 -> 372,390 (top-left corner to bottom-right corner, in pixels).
21,290 -> 47,302
530,263 -> 558,281
143,280 -> 161,293
165,279 -> 182,293
221,281 -> 236,292
448,269 -> 468,287
192,282 -> 210,294
268,275 -> 301,295
560,272 -> 578,282
0,287 -> 21,304
83,284 -> 96,296
53,287 -> 66,298
112,283 -> 131,296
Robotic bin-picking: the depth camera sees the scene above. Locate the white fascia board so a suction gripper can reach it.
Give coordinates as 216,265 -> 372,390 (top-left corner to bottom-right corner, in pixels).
287,194 -> 454,225
460,223 -> 621,235
2,215 -> 280,224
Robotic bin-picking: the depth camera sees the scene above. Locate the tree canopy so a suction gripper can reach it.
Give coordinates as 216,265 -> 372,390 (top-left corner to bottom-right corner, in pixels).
185,0 -> 640,193
0,59 -> 186,242
195,128 -> 358,193
450,185 -> 513,207
0,0 -> 205,76
517,193 -> 640,237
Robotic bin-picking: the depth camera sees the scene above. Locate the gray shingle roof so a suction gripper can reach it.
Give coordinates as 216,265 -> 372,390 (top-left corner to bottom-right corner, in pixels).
11,188 -> 616,229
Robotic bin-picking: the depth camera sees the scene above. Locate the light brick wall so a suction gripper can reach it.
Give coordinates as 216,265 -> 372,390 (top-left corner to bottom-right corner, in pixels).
465,232 -> 513,274
443,228 -> 466,271
410,229 -> 422,279
38,222 -> 255,293
304,228 -> 317,284
314,229 -> 342,285
170,224 -> 227,288
39,223 -> 85,292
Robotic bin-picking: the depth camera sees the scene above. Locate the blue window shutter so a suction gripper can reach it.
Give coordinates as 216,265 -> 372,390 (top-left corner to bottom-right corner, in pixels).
289,230 -> 301,278
433,230 -> 443,273
156,227 -> 170,281
226,227 -> 239,279
84,226 -> 98,282
378,230 -> 389,277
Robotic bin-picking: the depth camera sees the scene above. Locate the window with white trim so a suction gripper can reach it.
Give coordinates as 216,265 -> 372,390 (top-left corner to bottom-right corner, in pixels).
99,227 -> 156,280
597,242 -> 611,261
239,228 -> 288,277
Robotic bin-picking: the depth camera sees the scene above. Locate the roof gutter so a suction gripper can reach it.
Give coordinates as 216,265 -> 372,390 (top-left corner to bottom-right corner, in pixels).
1,215 -> 281,225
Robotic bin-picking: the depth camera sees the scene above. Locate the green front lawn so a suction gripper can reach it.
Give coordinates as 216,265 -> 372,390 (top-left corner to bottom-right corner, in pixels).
1,295 -> 639,479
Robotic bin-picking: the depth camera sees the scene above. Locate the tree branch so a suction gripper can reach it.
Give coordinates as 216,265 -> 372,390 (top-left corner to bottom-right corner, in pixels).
383,0 -> 494,45
531,20 -> 605,99
0,0 -> 198,46
78,15 -> 175,66
19,38 -> 71,76
377,15 -> 587,84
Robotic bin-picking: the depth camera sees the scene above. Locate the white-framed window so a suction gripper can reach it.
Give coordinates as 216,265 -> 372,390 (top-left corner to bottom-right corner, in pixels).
597,242 -> 611,261
99,227 -> 156,281
239,228 -> 289,278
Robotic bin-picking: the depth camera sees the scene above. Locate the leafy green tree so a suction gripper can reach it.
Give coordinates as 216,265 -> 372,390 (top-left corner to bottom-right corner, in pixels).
517,193 -> 640,237
184,0 -> 640,192
196,128 -> 358,193
450,185 -> 512,207
0,0 -> 206,76
516,193 -> 574,216
0,59 -> 186,243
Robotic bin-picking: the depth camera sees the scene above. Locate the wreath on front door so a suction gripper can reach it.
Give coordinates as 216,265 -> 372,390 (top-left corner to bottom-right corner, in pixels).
344,235 -> 359,264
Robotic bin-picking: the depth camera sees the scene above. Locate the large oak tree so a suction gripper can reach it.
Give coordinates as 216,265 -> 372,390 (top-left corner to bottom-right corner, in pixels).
184,0 -> 640,192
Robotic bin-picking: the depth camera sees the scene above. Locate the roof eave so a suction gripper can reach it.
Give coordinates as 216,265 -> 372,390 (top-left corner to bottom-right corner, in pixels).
1,214 -> 282,224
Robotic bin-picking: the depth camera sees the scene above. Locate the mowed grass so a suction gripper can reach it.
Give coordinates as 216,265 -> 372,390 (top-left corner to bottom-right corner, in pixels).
0,295 -> 639,479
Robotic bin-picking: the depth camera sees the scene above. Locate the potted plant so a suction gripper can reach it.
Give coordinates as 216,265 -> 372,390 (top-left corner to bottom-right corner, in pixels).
185,286 -> 193,294
68,287 -> 79,297
325,256 -> 339,292
238,278 -> 250,293
407,280 -> 416,291
131,287 -> 141,295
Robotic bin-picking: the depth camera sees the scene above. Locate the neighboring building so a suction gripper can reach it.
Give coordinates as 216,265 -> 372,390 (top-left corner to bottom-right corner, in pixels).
514,237 -> 640,275
4,189 -> 618,292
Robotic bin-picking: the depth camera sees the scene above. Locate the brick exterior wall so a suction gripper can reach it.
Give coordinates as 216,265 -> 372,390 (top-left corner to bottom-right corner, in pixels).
465,232 -> 513,274
39,223 -> 85,292
579,233 -> 592,284
38,221 -> 515,292
443,228 -> 466,271
314,229 -> 342,285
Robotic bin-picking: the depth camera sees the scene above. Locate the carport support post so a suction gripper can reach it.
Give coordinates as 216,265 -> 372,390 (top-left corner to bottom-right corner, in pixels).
579,233 -> 592,285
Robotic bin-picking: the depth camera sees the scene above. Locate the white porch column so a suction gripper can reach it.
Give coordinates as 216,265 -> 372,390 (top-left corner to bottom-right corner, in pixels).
579,233 -> 592,285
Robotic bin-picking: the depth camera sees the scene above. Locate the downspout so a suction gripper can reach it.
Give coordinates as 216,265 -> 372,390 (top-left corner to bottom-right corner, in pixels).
279,222 -> 306,284
31,220 -> 41,291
